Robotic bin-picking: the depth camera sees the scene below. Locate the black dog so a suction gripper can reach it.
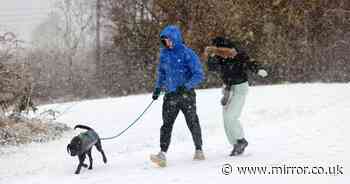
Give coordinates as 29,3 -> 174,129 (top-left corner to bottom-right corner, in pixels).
67,125 -> 107,174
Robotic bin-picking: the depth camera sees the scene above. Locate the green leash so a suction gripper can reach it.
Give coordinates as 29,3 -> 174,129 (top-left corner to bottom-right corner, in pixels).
101,100 -> 155,141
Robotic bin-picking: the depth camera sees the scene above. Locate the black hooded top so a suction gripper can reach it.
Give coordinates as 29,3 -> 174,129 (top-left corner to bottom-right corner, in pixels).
207,37 -> 261,85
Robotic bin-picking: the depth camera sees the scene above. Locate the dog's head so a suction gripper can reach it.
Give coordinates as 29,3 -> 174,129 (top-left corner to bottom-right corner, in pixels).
67,136 -> 82,156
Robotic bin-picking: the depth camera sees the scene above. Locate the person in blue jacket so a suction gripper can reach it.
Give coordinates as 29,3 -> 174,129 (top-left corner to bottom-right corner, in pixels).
150,25 -> 205,167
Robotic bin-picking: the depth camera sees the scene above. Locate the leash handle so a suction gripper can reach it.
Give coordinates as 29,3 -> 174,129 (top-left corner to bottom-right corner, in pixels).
101,100 -> 155,140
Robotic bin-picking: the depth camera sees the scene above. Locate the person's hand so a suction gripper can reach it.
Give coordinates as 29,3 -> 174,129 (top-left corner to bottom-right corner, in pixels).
152,88 -> 161,100
257,69 -> 268,78
205,46 -> 218,57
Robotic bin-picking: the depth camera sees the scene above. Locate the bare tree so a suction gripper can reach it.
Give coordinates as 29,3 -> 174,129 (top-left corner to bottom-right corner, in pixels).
57,0 -> 94,92
0,31 -> 34,116
29,0 -> 98,102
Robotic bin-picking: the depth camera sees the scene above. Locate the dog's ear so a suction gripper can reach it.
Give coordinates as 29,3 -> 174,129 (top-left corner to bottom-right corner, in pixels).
67,144 -> 71,154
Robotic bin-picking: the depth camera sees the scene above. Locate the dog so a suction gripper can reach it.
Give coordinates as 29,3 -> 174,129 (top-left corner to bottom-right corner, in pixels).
67,125 -> 107,174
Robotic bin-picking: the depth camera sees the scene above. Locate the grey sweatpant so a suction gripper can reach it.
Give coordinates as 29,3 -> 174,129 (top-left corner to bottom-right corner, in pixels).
222,82 -> 249,145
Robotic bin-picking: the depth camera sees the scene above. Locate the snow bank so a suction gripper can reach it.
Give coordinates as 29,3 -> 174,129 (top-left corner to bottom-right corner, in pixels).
0,83 -> 349,184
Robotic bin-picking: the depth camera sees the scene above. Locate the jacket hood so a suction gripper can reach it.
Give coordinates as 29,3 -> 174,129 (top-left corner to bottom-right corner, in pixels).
160,25 -> 183,49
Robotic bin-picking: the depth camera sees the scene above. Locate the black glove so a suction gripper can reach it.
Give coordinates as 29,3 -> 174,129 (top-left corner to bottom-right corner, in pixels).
176,86 -> 188,95
221,87 -> 230,106
152,88 -> 161,100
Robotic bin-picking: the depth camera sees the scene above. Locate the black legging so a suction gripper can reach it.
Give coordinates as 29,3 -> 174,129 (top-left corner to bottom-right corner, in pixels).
160,90 -> 203,152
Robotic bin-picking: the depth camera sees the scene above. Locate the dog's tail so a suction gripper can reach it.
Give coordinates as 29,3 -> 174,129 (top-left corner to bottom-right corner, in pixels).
74,124 -> 93,131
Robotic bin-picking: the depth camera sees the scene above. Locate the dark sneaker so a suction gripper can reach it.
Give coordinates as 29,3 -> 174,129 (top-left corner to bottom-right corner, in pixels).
230,138 -> 248,156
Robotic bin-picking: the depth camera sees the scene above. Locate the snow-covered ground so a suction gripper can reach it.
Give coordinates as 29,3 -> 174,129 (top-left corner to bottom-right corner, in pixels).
1,83 -> 349,184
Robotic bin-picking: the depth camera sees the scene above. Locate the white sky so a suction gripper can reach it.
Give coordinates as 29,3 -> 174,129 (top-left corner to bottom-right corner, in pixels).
0,0 -> 54,41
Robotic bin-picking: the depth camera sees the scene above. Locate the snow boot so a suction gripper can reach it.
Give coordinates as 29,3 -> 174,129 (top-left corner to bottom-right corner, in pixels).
230,138 -> 248,156
150,152 -> 167,167
193,149 -> 205,161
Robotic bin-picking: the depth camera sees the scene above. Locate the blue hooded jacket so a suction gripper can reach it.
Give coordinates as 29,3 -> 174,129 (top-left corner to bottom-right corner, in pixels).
155,25 -> 204,93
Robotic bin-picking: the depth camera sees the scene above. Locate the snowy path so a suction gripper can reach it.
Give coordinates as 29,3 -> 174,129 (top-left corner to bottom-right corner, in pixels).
0,83 -> 349,184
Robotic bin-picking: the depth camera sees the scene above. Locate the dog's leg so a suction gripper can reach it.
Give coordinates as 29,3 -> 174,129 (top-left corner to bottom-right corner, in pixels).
81,154 -> 88,168
96,140 -> 107,163
75,154 -> 86,174
87,148 -> 93,170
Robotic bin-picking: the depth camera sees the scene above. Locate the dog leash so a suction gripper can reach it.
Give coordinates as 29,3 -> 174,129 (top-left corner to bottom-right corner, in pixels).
100,100 -> 155,141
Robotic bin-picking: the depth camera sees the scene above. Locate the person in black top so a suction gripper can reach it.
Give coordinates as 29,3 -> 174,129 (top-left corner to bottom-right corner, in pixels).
204,36 -> 268,156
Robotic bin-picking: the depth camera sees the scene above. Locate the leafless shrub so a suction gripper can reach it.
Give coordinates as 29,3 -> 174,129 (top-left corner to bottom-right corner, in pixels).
0,32 -> 35,116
